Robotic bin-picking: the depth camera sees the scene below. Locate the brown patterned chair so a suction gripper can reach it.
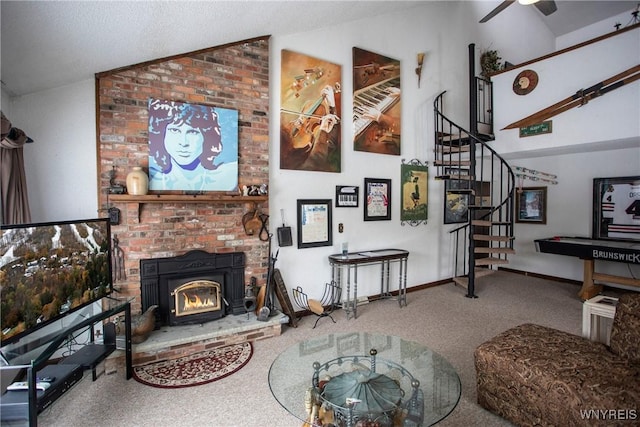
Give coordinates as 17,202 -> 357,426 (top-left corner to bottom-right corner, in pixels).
474,293 -> 640,426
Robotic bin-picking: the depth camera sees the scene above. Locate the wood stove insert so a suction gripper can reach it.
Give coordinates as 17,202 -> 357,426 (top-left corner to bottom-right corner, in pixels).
140,250 -> 246,326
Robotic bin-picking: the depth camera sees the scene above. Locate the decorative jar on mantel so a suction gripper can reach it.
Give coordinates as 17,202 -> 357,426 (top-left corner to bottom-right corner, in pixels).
126,166 -> 149,196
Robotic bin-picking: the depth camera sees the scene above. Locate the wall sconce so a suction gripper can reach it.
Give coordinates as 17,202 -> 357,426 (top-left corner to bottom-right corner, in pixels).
415,52 -> 426,87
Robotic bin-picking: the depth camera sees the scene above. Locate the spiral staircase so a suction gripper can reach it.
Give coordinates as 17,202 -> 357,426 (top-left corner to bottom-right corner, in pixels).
433,44 -> 516,298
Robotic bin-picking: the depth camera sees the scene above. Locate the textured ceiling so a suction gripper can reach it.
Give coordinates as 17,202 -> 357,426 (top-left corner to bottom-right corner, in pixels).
1,1 -> 637,97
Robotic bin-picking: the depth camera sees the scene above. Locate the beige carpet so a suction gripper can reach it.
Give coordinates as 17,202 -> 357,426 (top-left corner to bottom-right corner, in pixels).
36,271 -> 591,426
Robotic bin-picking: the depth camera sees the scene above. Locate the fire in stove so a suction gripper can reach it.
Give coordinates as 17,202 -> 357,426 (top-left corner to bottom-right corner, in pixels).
172,280 -> 222,317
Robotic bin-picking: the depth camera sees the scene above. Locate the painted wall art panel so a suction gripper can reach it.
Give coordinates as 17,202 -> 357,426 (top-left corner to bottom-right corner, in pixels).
148,98 -> 239,192
280,50 -> 342,172
400,162 -> 428,224
352,47 -> 401,155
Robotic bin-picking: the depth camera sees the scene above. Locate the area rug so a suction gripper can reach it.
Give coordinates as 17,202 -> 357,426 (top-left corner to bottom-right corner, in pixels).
133,342 -> 253,388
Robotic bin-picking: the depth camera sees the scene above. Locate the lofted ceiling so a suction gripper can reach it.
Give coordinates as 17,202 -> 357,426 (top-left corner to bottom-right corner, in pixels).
1,1 -> 637,97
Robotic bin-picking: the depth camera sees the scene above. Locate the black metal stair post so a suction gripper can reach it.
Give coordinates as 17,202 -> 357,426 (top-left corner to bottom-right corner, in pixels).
466,43 -> 478,298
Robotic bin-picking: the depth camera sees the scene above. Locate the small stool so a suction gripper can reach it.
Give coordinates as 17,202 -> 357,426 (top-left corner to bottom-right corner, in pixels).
582,295 -> 618,344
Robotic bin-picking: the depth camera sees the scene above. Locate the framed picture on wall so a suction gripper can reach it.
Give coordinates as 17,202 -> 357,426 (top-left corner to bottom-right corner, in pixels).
364,178 -> 391,221
593,176 -> 640,242
280,50 -> 342,172
444,168 -> 470,224
297,199 -> 333,248
352,47 -> 401,155
400,162 -> 428,224
335,186 -> 359,208
147,98 -> 239,192
516,187 -> 547,224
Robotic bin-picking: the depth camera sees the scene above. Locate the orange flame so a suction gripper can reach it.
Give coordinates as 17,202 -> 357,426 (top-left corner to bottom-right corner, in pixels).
183,292 -> 215,311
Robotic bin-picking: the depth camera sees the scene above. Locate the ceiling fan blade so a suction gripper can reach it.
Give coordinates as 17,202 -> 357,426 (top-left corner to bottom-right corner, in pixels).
479,0 -> 516,23
534,0 -> 557,16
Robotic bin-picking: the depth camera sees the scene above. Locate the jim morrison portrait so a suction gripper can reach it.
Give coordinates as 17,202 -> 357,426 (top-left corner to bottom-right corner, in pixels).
148,98 -> 239,192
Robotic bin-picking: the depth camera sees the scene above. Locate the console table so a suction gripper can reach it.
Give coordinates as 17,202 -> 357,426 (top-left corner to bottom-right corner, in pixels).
328,249 -> 409,319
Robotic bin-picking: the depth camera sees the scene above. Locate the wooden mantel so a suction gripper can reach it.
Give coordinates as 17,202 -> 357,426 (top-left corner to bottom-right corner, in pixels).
107,194 -> 268,221
108,194 -> 268,204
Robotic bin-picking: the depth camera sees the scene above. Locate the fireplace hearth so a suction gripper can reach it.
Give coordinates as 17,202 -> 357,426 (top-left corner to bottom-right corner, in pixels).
140,250 -> 246,327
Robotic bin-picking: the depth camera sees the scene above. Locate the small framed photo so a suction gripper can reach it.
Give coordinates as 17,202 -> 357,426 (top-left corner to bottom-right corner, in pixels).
364,178 -> 391,221
297,199 -> 333,248
335,186 -> 359,208
516,187 -> 547,224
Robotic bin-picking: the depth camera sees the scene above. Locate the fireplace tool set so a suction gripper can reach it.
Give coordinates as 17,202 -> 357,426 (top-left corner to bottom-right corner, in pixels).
257,233 -> 279,321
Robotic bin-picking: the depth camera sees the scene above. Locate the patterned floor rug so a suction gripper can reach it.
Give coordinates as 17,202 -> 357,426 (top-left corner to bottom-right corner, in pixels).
133,342 -> 253,388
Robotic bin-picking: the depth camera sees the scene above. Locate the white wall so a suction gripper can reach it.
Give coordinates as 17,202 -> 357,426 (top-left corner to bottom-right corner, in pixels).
5,2 -> 636,301
490,26 -> 640,158
507,147 -> 640,283
8,79 -> 97,223
487,21 -> 640,286
268,2 -> 556,299
1,88 -> 11,114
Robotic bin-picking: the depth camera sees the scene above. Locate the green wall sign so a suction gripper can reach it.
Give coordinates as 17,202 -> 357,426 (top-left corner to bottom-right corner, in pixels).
519,121 -> 552,138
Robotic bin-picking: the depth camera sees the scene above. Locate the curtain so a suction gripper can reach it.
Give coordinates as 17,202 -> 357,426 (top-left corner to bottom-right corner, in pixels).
1,111 -> 32,225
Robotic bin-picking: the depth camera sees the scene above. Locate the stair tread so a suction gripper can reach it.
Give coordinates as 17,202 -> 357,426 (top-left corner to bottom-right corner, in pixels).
434,175 -> 475,181
452,269 -> 496,288
435,145 -> 470,153
475,257 -> 509,266
475,247 -> 516,254
472,220 -> 511,226
438,135 -> 471,144
452,276 -> 468,289
434,160 -> 472,166
473,234 -> 513,242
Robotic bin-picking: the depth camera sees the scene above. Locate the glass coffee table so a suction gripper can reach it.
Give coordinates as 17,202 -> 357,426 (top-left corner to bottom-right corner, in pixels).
268,332 -> 460,426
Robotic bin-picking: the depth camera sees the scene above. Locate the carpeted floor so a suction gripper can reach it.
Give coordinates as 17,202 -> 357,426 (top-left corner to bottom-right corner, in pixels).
35,271 -> 599,426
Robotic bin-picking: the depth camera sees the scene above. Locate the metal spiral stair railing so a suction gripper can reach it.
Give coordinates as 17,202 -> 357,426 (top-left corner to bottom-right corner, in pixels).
434,90 -> 515,298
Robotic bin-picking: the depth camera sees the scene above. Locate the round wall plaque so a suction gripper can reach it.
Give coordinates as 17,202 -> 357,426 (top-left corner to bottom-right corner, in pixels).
513,69 -> 539,95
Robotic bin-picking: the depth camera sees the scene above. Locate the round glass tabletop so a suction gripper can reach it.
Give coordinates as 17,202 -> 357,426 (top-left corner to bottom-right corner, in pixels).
268,332 -> 461,426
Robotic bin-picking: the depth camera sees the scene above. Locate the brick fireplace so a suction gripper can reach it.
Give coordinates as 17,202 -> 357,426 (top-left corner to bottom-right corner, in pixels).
95,36 -> 270,318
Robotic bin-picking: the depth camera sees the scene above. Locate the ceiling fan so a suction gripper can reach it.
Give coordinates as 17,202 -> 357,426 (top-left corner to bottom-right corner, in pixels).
480,0 -> 557,23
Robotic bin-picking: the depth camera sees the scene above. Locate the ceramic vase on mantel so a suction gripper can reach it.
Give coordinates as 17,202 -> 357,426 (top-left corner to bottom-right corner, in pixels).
126,166 -> 149,196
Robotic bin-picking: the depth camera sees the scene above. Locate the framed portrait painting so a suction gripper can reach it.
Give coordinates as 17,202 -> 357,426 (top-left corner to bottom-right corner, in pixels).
364,178 -> 391,221
147,98 -> 238,192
